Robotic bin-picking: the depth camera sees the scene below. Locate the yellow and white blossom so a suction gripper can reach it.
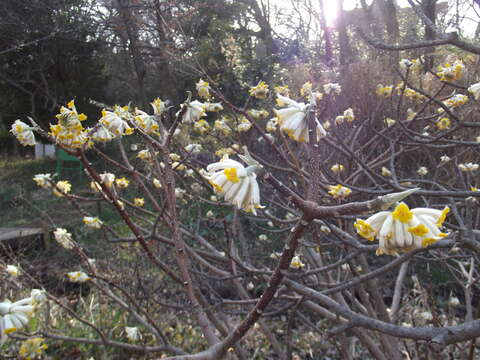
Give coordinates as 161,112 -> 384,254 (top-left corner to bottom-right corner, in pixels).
153,178 -> 162,188
134,108 -> 160,134
354,202 -> 449,255
100,107 -> 134,136
458,163 -> 479,172
19,337 -> 48,359
407,108 -> 417,121
215,147 -> 235,157
248,109 -> 269,120
30,289 -> 47,306
274,85 -> 290,96
205,152 -> 263,214
0,297 -> 34,344
448,296 -> 460,307
300,81 -> 313,97
324,83 -> 341,95
274,95 -> 326,142
185,143 -> 203,154
83,217 -> 103,229
381,167 -> 392,177
331,164 -> 344,173
100,172 -> 115,187
33,174 -> 52,189
376,84 -> 393,98
179,100 -> 206,123
10,120 -> 36,146
214,119 -> 231,135
205,102 -> 223,112
328,184 -> 351,200
125,326 -> 141,342
236,117 -> 252,132
344,108 -> 355,122
437,60 -> 464,82
5,265 -> 19,278
249,81 -> 269,99
175,187 -> 186,199
116,177 -> 130,188
151,98 -> 166,115
137,149 -> 153,161
258,234 -> 268,241
468,82 -> 480,100
399,58 -> 421,73
194,119 -> 210,133
52,180 -> 72,197
196,79 -> 211,99
417,167 -> 428,176
67,271 -> 91,283
436,117 -> 451,130
440,155 -> 451,163
403,88 -> 426,102
384,118 -> 396,127
266,118 -> 278,132
91,124 -> 115,143
290,255 -> 305,269
443,94 -> 468,108
134,198 -> 145,207
54,228 -> 75,249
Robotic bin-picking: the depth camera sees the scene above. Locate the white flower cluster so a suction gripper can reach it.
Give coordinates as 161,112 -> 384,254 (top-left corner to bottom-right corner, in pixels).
0,297 -> 34,344
204,152 -> 263,214
354,202 -> 449,255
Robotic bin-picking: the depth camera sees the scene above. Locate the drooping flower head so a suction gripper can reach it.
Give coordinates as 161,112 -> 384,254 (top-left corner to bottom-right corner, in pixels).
0,297 -> 34,344
328,184 -> 351,199
196,79 -> 211,99
54,228 -> 75,249
10,120 -> 36,146
354,202 -> 449,255
204,150 -> 263,214
83,217 -> 103,229
274,95 -> 326,142
134,108 -> 160,134
376,84 -> 393,98
180,100 -> 206,123
52,180 -> 72,197
437,60 -> 465,82
67,271 -> 91,283
249,81 -> 269,99
99,106 -> 134,137
151,98 -> 166,115
468,82 -> 480,100
33,174 -> 53,189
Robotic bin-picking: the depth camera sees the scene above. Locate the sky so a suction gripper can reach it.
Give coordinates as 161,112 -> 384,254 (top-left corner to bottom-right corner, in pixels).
271,0 -> 479,36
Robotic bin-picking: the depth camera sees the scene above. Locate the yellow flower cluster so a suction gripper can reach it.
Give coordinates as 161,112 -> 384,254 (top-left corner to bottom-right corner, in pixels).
436,117 -> 451,130
376,84 -> 393,98
437,60 -> 464,82
50,100 -> 91,149
19,337 -> 48,360
249,81 -> 269,99
328,184 -> 351,199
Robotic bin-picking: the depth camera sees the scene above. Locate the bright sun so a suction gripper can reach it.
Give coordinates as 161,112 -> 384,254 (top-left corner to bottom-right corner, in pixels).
322,0 -> 339,27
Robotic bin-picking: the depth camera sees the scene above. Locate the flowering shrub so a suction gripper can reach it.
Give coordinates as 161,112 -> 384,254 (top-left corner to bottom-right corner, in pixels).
4,54 -> 480,359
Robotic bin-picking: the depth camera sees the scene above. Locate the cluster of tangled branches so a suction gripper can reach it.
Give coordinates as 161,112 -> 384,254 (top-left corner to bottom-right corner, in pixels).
3,54 -> 480,359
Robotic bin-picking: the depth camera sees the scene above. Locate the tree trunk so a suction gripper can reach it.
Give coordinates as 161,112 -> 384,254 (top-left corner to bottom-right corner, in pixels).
422,0 -> 437,71
337,0 -> 353,65
319,0 -> 334,67
116,0 -> 147,108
